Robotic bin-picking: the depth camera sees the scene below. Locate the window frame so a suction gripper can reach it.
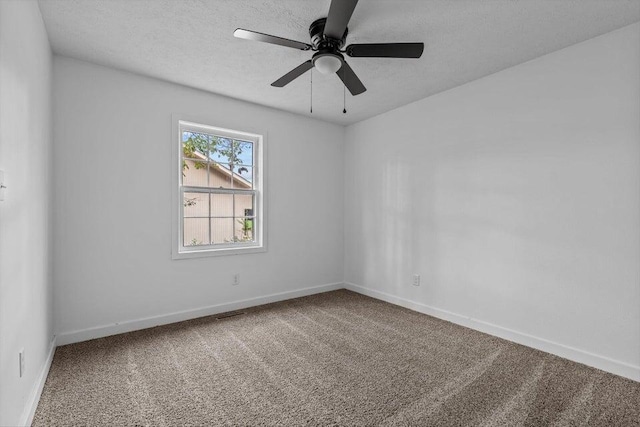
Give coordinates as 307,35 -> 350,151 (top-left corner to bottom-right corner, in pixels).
172,116 -> 266,259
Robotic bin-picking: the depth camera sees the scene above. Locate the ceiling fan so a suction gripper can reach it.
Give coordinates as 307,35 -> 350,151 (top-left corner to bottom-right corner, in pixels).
233,0 -> 424,96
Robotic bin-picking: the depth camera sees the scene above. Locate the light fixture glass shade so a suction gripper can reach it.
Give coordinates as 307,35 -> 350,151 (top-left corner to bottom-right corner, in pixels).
314,55 -> 342,75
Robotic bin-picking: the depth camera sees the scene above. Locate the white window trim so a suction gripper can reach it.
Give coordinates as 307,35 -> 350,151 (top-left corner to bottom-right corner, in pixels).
171,115 -> 267,259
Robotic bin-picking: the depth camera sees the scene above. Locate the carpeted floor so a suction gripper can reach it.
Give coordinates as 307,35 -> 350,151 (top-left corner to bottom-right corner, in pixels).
34,290 -> 639,426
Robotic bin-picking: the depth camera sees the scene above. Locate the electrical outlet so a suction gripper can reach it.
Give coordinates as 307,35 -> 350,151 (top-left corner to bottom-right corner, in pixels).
19,348 -> 24,377
233,273 -> 240,286
0,170 -> 5,201
412,274 -> 420,287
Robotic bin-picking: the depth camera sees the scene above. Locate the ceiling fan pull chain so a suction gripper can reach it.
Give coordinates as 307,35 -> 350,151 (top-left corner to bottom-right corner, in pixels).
343,67 -> 347,114
310,68 -> 313,113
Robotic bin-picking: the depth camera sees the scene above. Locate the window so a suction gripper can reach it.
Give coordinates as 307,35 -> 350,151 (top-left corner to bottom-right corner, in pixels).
173,119 -> 265,258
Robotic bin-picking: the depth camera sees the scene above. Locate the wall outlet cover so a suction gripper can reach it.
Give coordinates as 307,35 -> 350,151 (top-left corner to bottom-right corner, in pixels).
0,170 -> 5,201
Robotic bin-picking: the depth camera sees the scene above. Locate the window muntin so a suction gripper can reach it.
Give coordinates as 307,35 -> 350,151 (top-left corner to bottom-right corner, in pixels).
177,121 -> 263,255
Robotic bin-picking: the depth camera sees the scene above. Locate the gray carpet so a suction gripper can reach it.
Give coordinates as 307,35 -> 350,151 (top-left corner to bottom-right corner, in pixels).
33,290 -> 639,426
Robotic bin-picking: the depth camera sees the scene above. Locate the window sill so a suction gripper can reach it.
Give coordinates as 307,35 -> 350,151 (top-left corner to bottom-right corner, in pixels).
172,245 -> 266,260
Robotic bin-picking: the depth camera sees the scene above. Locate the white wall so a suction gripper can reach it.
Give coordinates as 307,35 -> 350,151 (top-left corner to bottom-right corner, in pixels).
53,57 -> 344,341
0,1 -> 54,425
344,23 -> 640,380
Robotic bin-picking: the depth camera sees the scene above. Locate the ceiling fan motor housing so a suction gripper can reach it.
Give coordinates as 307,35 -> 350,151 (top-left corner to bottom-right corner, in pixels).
309,18 -> 348,51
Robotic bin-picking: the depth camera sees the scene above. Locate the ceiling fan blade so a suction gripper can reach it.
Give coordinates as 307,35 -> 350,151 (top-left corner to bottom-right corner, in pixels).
346,43 -> 424,58
234,29 -> 311,51
336,61 -> 366,96
324,0 -> 358,39
271,60 -> 314,87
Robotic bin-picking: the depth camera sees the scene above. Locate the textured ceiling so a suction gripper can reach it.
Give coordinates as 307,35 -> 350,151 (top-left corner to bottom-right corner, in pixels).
38,0 -> 640,125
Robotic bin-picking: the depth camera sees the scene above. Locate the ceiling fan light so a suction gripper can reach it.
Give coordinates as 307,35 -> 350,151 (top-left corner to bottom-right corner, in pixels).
314,54 -> 343,74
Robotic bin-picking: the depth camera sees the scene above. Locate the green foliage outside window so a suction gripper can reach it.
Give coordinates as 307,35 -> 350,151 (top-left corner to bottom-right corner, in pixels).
182,132 -> 246,177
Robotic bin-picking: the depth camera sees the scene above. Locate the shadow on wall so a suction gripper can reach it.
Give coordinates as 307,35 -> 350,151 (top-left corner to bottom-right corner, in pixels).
365,130 -> 637,338
361,153 -> 422,294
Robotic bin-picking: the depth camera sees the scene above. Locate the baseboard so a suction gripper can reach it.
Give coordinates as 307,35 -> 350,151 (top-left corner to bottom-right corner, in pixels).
56,282 -> 344,346
19,336 -> 56,427
344,282 -> 640,382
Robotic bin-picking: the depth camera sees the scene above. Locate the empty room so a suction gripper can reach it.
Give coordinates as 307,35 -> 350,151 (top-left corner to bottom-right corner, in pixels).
1,0 -> 639,425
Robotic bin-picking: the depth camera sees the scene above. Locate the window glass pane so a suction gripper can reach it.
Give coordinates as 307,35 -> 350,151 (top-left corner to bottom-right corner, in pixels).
209,136 -> 233,164
182,159 -> 209,187
208,163 -> 234,189
210,193 -> 233,217
211,218 -> 234,244
234,194 -> 254,218
183,192 -> 209,217
182,132 -> 209,159
235,140 -> 254,168
178,122 -> 262,254
233,165 -> 253,189
183,218 -> 210,246
235,217 -> 255,242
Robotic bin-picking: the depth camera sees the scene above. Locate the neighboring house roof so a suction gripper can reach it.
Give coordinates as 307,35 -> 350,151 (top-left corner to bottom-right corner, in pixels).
188,151 -> 252,189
